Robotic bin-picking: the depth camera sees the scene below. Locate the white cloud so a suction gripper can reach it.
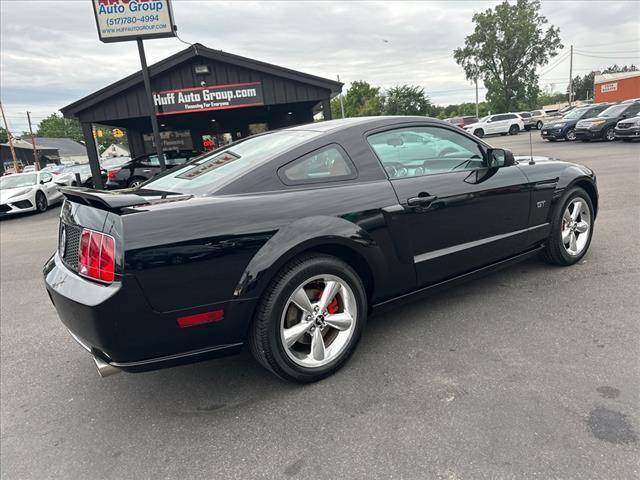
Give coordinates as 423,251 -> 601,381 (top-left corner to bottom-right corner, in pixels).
1,0 -> 638,132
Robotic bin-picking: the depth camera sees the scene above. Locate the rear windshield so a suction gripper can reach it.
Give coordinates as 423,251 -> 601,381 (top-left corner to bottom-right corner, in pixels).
144,130 -> 321,194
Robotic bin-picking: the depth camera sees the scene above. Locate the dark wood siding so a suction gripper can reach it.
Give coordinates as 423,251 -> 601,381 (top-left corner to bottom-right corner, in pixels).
76,56 -> 331,123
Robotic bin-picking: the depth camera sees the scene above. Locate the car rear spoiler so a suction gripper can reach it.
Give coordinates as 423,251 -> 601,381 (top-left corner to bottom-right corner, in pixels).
59,187 -> 148,212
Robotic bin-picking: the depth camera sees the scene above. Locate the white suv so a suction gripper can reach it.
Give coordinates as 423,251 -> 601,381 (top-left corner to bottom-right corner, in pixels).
464,113 -> 525,138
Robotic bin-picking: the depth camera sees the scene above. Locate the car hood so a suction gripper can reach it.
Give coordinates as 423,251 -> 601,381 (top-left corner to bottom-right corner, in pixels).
514,155 -> 594,176
0,186 -> 34,203
578,116 -> 616,124
618,117 -> 640,126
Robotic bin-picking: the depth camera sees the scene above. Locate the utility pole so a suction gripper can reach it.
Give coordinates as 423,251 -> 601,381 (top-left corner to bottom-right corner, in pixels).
568,45 -> 574,106
137,38 -> 166,171
337,74 -> 346,119
0,101 -> 19,173
26,111 -> 40,171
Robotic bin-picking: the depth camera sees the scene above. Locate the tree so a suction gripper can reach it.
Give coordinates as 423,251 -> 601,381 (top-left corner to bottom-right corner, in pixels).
331,81 -> 383,118
382,85 -> 432,116
36,113 -> 83,142
0,126 -> 8,143
454,0 -> 563,113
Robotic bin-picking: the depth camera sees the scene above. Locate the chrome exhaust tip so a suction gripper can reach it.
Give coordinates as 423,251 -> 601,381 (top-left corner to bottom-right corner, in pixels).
93,355 -> 121,378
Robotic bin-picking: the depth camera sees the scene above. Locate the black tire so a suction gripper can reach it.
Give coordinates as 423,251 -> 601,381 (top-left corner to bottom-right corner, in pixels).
509,124 -> 520,135
565,129 -> 577,141
249,254 -> 367,383
541,186 -> 594,266
602,127 -> 616,142
35,191 -> 48,213
128,177 -> 146,188
474,128 -> 484,138
536,121 -> 543,130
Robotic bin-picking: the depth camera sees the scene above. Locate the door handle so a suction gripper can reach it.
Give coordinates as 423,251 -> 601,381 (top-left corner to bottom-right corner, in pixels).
142,169 -> 152,173
407,195 -> 437,207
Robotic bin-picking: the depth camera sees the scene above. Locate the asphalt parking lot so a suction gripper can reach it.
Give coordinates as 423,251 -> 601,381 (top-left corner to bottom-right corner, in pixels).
1,134 -> 638,479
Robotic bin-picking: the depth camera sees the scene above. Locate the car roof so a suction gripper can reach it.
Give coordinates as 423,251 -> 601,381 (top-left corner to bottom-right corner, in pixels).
285,116 -> 438,133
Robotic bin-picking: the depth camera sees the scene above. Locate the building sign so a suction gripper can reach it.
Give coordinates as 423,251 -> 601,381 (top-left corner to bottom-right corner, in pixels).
601,82 -> 618,93
143,130 -> 193,150
153,82 -> 264,115
92,0 -> 176,43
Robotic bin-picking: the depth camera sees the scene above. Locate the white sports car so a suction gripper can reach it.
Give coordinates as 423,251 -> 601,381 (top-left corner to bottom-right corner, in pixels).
0,171 -> 64,216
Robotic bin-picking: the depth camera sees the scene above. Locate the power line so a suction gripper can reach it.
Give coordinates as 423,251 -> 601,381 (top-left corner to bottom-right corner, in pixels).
579,39 -> 639,48
538,51 -> 570,76
575,49 -> 639,55
574,52 -> 640,60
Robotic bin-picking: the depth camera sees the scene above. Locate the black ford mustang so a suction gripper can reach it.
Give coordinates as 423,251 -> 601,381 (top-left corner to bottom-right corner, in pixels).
44,117 -> 598,383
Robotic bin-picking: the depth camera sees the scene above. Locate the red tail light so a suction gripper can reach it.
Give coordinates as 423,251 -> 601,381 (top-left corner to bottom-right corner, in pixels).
78,228 -> 116,283
107,168 -> 120,180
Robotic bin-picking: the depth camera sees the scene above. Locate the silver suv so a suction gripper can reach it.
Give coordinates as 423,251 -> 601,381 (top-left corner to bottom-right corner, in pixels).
529,110 -> 547,129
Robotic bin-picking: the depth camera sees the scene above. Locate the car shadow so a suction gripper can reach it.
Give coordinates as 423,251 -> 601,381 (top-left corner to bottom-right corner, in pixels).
82,256 -> 556,419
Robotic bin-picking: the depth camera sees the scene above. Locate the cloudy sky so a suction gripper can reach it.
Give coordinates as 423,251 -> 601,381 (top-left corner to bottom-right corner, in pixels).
1,0 -> 638,132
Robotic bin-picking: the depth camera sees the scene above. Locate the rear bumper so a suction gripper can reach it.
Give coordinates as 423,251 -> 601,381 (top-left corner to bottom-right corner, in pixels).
44,253 -> 255,372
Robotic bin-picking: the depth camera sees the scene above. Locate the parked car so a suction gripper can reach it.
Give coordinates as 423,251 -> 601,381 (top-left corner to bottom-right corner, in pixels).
575,101 -> 640,142
41,165 -> 76,186
445,116 -> 479,128
529,110 -> 547,129
541,103 -> 612,141
517,112 -> 535,131
64,164 -> 95,187
44,117 -> 598,382
463,113 -> 524,138
613,112 -> 640,142
0,171 -> 63,215
105,150 -> 201,189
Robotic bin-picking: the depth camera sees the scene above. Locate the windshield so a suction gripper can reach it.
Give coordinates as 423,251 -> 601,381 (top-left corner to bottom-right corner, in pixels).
563,107 -> 590,120
145,130 -> 321,194
598,104 -> 631,118
0,174 -> 37,190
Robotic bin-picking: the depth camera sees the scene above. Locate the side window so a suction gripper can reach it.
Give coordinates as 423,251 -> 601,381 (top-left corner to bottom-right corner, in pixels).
367,126 -> 486,179
493,114 -> 507,121
142,155 -> 161,167
166,157 -> 188,166
279,145 -> 356,185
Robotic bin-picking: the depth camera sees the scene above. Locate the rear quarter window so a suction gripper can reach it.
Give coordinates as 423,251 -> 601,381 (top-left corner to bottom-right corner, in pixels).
278,145 -> 357,186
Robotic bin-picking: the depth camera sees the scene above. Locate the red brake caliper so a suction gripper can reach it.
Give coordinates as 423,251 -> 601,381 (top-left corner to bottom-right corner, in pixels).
327,297 -> 339,314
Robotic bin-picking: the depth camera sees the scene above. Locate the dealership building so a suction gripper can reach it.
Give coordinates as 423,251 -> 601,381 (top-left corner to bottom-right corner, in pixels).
61,43 -> 342,185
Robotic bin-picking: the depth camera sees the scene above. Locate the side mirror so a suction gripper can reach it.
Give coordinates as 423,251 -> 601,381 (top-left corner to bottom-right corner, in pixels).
387,137 -> 403,147
486,148 -> 515,168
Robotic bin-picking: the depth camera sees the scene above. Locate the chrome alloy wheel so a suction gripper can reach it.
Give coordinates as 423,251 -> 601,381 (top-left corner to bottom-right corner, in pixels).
280,275 -> 357,368
562,198 -> 591,256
